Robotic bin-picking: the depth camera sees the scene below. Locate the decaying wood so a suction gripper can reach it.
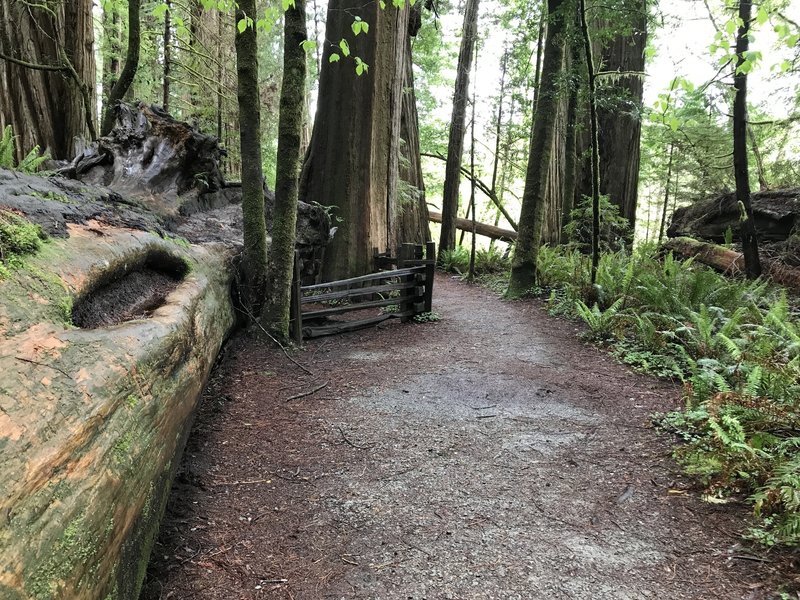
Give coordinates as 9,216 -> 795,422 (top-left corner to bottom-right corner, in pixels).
668,188 -> 799,243
664,236 -> 800,291
428,211 -> 517,243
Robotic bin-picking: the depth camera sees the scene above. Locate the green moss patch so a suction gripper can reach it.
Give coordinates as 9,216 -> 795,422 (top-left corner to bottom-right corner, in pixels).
0,210 -> 45,278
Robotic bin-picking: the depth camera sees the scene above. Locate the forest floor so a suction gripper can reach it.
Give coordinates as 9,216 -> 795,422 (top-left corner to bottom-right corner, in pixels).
141,274 -> 798,600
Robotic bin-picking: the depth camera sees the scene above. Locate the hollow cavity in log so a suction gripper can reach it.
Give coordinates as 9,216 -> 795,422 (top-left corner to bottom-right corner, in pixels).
72,248 -> 189,328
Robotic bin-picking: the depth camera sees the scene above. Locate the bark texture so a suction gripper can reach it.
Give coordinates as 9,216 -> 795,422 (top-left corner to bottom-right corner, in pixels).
299,1 -> 410,280
507,0 -> 570,296
101,0 -> 141,136
438,0 -> 481,258
0,222 -> 234,600
235,0 -> 269,311
397,9 -> 431,246
263,0 -> 307,338
0,0 -> 96,160
733,0 -> 761,278
575,0 -> 646,234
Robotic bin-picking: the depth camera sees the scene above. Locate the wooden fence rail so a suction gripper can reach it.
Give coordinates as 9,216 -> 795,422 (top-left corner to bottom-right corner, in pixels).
291,242 -> 435,342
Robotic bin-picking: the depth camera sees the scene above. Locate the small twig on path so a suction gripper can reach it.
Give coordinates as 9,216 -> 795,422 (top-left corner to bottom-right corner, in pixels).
309,337 -> 330,362
286,380 -> 329,402
205,544 -> 235,559
401,537 -> 433,558
476,414 -> 497,419
471,404 -> 497,410
208,478 -> 271,487
731,554 -> 771,563
336,425 -> 374,450
341,555 -> 360,566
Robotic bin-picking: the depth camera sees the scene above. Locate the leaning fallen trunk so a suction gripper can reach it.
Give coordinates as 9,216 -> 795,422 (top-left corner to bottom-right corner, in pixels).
663,236 -> 800,292
0,224 -> 235,599
428,210 -> 517,243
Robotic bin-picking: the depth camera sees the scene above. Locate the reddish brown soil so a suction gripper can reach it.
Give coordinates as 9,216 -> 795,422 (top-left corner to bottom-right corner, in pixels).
141,274 -> 798,599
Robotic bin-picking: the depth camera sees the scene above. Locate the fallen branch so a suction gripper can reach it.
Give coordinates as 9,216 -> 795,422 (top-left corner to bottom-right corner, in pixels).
428,211 -> 517,243
336,425 -> 374,450
422,151 -> 518,230
286,380 -> 329,402
237,304 -> 315,376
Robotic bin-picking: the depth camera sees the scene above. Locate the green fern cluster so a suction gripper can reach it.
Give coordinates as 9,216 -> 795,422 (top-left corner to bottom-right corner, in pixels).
537,243 -> 800,546
438,245 -> 510,276
0,125 -> 49,173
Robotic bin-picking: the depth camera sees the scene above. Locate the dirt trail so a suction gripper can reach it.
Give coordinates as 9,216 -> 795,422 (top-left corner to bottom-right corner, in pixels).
143,274 -> 793,599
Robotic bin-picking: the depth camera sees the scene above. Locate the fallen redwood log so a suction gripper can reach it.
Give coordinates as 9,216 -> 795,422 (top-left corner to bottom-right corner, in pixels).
663,236 -> 800,292
668,188 -> 799,243
428,211 -> 517,243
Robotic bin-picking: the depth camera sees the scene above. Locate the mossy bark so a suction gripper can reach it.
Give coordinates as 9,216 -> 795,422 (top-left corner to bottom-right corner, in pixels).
263,0 -> 307,339
0,226 -> 235,600
101,0 -> 140,136
507,0 -> 570,297
234,0 -> 269,313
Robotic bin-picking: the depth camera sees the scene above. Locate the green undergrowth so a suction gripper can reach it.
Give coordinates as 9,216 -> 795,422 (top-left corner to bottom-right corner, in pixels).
0,210 -> 46,279
532,243 -> 800,547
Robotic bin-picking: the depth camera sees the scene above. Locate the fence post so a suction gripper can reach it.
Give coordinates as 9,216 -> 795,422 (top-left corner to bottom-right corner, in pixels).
424,241 -> 436,313
291,251 -> 303,343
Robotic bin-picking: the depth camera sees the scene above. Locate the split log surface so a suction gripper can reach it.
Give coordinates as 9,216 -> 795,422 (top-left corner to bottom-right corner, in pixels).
664,236 -> 800,291
428,210 -> 517,243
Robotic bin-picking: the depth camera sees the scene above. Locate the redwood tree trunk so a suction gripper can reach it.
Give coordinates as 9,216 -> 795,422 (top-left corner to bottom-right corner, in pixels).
733,0 -> 761,278
299,1 -> 410,280
507,0 -> 569,296
438,0 -> 481,259
575,0 -> 646,236
0,0 -> 96,160
397,12 -> 431,246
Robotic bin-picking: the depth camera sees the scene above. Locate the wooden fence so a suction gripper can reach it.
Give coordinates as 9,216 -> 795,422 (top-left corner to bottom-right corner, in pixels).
291,242 -> 435,342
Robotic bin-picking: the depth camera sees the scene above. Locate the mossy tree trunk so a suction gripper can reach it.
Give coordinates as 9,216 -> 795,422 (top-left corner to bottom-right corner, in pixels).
101,0 -> 141,136
733,0 -> 762,279
438,0 -> 481,261
263,0 -> 307,339
506,0 -> 570,297
235,0 -> 269,313
0,0 -> 96,159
